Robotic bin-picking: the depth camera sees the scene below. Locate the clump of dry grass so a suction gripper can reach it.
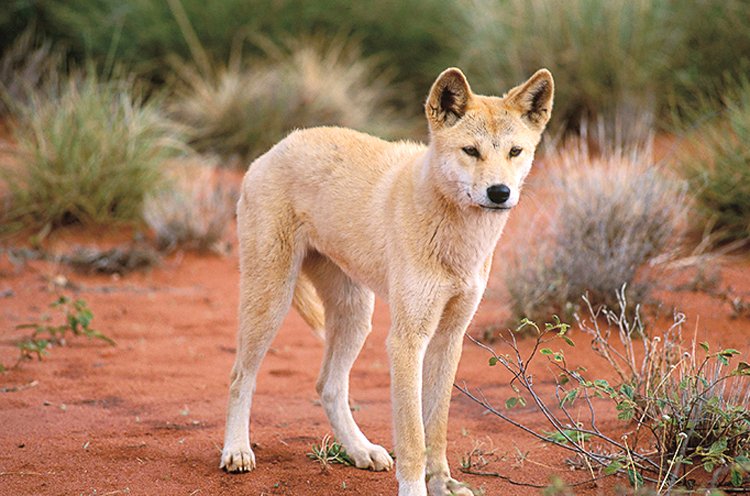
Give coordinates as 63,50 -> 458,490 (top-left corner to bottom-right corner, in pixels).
0,70 -> 182,235
506,125 -> 688,324
143,160 -> 237,253
170,37 -> 404,164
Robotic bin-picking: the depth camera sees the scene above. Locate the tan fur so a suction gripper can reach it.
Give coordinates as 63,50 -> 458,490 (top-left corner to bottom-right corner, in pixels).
221,67 -> 554,496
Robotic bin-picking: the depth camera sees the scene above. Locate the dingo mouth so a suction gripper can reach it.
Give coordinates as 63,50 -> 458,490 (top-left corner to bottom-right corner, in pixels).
479,204 -> 512,211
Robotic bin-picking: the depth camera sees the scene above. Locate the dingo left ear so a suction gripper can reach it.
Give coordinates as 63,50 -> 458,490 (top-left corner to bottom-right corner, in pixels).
506,69 -> 554,130
426,68 -> 472,129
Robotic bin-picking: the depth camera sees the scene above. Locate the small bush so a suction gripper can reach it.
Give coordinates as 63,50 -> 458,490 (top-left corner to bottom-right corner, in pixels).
507,128 -> 687,324
171,38 -> 404,163
459,291 -> 750,492
461,0 -> 677,133
678,77 -> 750,246
0,70 -> 182,235
143,160 -> 236,252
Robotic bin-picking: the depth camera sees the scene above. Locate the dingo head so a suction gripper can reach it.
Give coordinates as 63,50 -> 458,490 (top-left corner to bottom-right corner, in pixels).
425,68 -> 554,211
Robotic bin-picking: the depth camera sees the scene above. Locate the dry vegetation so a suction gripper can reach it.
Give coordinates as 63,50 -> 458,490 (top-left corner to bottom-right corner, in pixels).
506,127 -> 688,325
170,38 -> 403,163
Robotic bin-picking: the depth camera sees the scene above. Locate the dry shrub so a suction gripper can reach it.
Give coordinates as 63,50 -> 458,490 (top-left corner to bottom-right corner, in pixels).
507,126 -> 688,324
143,159 -> 237,252
171,37 -> 404,164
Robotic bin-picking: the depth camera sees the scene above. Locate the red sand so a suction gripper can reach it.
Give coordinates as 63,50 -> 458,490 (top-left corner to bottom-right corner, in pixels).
1,181 -> 749,495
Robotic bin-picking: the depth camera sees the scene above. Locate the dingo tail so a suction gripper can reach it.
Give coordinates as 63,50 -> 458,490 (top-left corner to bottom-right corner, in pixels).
292,273 -> 325,339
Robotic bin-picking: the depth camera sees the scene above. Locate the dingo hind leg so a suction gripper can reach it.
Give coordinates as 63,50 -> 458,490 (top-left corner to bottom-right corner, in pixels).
303,253 -> 394,471
221,194 -> 305,473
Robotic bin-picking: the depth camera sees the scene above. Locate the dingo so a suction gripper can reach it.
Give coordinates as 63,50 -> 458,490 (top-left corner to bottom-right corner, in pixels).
221,67 -> 553,496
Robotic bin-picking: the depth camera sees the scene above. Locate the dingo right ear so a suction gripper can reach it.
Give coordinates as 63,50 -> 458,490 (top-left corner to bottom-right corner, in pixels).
426,68 -> 472,129
505,69 -> 554,131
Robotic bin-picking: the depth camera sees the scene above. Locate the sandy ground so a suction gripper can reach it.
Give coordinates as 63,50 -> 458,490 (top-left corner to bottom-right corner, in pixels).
1,167 -> 749,496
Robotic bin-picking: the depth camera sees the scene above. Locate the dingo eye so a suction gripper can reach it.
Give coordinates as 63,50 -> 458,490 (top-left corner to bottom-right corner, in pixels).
462,146 -> 480,158
509,146 -> 523,158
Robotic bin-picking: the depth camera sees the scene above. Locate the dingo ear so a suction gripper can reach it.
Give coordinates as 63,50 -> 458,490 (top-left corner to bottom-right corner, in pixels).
426,68 -> 472,129
506,69 -> 554,130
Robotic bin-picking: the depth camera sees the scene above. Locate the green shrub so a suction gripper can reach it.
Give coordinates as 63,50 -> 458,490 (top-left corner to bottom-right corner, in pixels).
460,0 -> 678,134
679,77 -> 750,246
171,38 -> 405,163
506,128 -> 687,324
0,70 -> 182,235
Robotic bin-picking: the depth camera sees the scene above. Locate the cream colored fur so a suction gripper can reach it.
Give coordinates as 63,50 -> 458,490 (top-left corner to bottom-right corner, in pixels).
221,67 -> 554,496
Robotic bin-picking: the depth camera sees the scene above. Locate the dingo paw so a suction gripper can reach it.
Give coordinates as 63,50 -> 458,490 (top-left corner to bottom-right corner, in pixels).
220,445 -> 256,473
349,442 -> 394,471
428,476 -> 475,496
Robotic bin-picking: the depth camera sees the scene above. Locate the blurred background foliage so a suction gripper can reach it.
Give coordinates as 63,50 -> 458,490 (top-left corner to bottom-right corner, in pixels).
3,0 -> 749,128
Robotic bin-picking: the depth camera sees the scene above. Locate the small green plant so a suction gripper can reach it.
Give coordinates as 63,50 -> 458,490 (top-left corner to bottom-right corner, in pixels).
307,435 -> 354,470
12,295 -> 115,367
458,287 -> 750,493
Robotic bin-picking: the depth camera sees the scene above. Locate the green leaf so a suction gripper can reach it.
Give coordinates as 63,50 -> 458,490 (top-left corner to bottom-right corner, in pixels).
558,373 -> 570,386
619,383 -> 635,400
720,348 -> 740,357
552,353 -> 563,362
735,361 -> 750,375
627,468 -> 643,487
505,397 -> 518,409
604,460 -> 624,475
700,341 -> 710,353
561,389 -> 578,407
540,348 -> 553,355
731,466 -> 744,487
488,357 -> 498,367
561,335 -> 575,347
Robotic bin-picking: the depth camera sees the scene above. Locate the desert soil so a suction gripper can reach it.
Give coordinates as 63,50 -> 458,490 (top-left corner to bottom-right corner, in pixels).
1,166 -> 749,496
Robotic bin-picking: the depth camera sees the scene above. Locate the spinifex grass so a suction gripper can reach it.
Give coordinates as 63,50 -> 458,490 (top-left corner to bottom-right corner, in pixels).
1,70 -> 181,235
171,37 -> 403,163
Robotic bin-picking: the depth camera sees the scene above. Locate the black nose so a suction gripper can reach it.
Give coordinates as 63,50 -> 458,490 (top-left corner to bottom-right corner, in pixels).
486,184 -> 511,204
